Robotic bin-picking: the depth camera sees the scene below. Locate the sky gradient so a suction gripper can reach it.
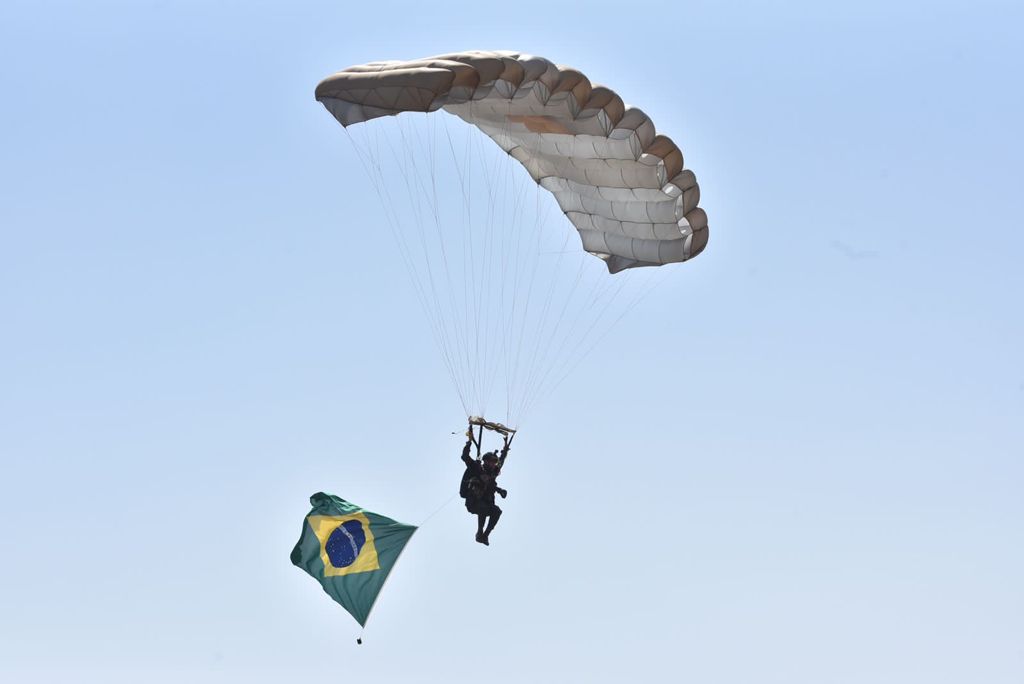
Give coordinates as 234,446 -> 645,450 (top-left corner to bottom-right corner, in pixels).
1,1 -> 1022,682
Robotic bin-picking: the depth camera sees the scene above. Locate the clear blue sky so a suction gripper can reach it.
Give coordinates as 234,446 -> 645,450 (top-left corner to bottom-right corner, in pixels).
1,1 -> 1022,682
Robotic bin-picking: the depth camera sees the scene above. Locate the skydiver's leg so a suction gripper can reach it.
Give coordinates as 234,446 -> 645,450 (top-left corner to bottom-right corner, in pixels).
475,512 -> 487,543
482,505 -> 502,541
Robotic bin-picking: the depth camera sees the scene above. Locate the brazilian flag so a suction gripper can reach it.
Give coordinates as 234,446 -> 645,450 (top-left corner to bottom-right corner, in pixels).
291,492 -> 417,626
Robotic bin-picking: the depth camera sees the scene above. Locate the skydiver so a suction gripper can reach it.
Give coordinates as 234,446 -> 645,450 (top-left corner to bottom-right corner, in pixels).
459,428 -> 509,546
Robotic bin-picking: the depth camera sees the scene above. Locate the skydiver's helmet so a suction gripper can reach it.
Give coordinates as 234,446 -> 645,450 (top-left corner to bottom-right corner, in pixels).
482,451 -> 499,473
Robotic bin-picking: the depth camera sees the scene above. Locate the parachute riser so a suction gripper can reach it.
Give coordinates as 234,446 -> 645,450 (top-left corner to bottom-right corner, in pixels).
467,415 -> 516,437
467,415 -> 516,466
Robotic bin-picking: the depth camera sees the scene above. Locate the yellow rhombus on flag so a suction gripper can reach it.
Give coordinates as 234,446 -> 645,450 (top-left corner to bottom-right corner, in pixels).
291,492 -> 417,627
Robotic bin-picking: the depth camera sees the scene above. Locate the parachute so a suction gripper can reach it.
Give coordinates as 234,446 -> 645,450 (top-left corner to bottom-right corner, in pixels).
317,51 -> 708,425
317,51 -> 708,273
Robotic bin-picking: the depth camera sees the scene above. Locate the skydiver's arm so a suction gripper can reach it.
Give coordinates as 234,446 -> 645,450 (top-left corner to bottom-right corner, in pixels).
498,437 -> 510,469
461,439 -> 474,467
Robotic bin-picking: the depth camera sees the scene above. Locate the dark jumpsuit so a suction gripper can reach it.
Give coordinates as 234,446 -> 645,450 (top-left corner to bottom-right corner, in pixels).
461,441 -> 503,519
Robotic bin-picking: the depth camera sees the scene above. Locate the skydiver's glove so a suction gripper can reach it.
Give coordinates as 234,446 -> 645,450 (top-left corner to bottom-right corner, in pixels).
498,488 -> 507,499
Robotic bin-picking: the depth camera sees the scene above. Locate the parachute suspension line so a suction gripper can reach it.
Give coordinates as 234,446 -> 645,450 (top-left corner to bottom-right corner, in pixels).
509,205 -> 640,419
391,127 -> 468,414
503,104 -> 563,425
518,270 -> 633,421
394,120 -> 451,353
343,126 -> 457,405
505,117 -> 542,418
374,121 -> 468,411
474,109 -> 494,416
377,107 -> 522,420
513,254 -> 589,422
521,268 -> 669,421
475,101 -> 507,418
517,184 -> 566,418
504,177 -> 539,422
426,114 -> 471,407
425,114 -> 484,415
441,115 -> 476,405
406,115 -> 473,410
345,102 -> 667,429
444,110 -> 525,425
505,122 -> 575,421
465,103 -> 483,415
456,113 -> 482,414
480,109 -> 498,416
466,101 -> 513,420
460,111 -> 481,414
440,114 -> 476,375
487,109 -> 515,417
505,169 -> 555,425
416,115 -> 486,415
505,128 -> 591,424
508,242 -> 573,421
344,124 -> 469,415
485,105 -> 527,422
390,121 -> 470,408
509,124 -> 651,424
367,124 -> 452,363
483,100 -> 557,428
498,130 -> 536,424
511,183 -> 598,420
438,116 -> 481,414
